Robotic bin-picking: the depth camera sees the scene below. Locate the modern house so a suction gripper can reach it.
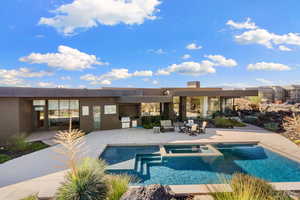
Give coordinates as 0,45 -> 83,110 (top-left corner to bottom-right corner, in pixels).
0,81 -> 257,139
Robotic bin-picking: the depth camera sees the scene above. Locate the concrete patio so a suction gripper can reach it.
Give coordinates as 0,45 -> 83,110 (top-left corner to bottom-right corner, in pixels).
0,125 -> 300,199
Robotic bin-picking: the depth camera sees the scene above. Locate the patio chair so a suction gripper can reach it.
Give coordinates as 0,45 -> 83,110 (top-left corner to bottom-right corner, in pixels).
160,120 -> 175,132
187,119 -> 194,125
199,121 -> 207,134
189,124 -> 199,136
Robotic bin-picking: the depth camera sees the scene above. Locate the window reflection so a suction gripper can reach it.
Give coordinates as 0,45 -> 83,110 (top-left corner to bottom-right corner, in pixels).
186,97 -> 204,118
141,103 -> 160,116
48,100 -> 79,129
208,97 -> 220,115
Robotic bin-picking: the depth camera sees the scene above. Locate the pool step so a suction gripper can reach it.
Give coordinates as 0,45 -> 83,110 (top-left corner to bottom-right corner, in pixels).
135,153 -> 163,175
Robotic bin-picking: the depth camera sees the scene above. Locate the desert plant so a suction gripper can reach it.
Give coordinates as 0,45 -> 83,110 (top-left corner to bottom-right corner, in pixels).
264,122 -> 280,132
19,194 -> 38,200
213,173 -> 292,200
8,133 -> 30,152
214,117 -> 234,128
0,154 -> 11,164
54,128 -> 85,175
229,119 -> 246,127
56,157 -> 108,200
106,174 -> 131,200
284,113 -> 300,135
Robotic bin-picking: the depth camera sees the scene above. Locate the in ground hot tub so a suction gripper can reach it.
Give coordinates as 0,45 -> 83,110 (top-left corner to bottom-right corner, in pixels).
160,144 -> 223,158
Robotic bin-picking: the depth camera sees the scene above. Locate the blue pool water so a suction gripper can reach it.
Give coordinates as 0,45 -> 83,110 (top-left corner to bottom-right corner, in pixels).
100,144 -> 300,185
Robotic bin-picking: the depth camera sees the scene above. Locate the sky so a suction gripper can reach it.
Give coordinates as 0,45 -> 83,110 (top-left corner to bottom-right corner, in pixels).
1,0 -> 300,88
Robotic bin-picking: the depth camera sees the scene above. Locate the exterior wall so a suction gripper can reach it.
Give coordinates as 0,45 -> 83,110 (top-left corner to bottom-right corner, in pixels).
19,99 -> 33,134
119,103 -> 140,118
0,98 -> 20,140
79,97 -> 121,133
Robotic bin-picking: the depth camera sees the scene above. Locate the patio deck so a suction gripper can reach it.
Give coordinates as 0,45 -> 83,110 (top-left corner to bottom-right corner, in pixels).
0,125 -> 300,199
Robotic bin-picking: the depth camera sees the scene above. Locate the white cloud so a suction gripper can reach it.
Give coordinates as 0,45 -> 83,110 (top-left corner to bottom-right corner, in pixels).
157,61 -> 216,76
37,82 -> 70,88
234,28 -> 300,49
186,43 -> 202,50
226,18 -> 257,30
0,67 -> 53,87
60,76 -> 71,80
133,70 -> 153,76
39,0 -> 161,35
152,80 -> 159,85
278,45 -> 292,51
256,78 -> 274,85
181,54 -> 191,59
143,78 -> 159,85
247,62 -> 291,71
205,54 -> 237,67
81,68 -> 153,85
20,45 -> 108,71
157,55 -> 237,76
148,48 -> 166,54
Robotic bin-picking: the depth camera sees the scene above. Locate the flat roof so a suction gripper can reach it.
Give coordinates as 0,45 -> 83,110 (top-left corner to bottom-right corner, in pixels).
0,86 -> 258,98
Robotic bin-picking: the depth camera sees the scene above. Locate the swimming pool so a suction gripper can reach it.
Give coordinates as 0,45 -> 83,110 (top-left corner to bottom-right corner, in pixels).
100,143 -> 300,185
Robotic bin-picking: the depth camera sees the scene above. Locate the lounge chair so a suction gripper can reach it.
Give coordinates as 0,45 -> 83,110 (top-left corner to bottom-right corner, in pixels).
160,120 -> 175,132
189,124 -> 199,136
199,121 -> 207,134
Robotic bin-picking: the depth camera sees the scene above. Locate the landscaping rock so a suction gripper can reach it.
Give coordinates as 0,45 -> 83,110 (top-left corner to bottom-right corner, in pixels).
120,184 -> 174,200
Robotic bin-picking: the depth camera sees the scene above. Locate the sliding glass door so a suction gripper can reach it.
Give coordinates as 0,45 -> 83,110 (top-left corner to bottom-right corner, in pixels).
93,106 -> 101,129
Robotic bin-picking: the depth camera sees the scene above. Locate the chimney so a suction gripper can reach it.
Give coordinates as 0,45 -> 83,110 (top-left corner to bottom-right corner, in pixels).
187,81 -> 200,88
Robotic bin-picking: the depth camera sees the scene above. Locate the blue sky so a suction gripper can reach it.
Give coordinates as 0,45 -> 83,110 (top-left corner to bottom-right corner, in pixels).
1,0 -> 300,88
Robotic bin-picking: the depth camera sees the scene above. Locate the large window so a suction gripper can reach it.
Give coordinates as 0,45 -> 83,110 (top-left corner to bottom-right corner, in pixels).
48,100 -> 79,129
141,103 -> 160,116
208,97 -> 220,115
186,97 -> 205,118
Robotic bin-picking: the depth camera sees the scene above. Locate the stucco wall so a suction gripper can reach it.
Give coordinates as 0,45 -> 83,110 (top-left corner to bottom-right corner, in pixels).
79,98 -> 121,133
0,98 -> 20,141
19,99 -> 33,134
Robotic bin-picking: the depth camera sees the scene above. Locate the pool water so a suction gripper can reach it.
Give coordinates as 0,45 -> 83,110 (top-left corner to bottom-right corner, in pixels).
100,144 -> 300,185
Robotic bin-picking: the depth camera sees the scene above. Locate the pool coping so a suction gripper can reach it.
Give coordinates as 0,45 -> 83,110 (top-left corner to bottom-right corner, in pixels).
101,141 -> 300,194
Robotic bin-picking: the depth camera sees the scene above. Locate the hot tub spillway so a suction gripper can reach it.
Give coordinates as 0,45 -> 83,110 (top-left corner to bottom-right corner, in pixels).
135,154 -> 163,176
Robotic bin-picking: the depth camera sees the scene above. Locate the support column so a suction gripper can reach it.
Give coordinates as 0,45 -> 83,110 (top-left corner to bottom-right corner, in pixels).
203,96 -> 208,117
179,96 -> 186,121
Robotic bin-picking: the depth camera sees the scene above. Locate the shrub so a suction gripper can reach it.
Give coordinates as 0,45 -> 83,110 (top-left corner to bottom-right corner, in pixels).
213,173 -> 292,200
0,154 -> 11,164
243,115 -> 258,124
214,117 -> 234,128
264,122 -> 280,132
229,119 -> 246,127
19,194 -> 38,200
56,157 -> 108,200
141,116 -> 162,128
8,133 -> 30,152
106,174 -> 131,200
212,111 -> 224,119
27,142 -> 49,151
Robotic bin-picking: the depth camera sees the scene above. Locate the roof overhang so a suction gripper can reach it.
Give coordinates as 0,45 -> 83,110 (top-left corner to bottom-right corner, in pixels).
173,89 -> 258,97
118,96 -> 172,103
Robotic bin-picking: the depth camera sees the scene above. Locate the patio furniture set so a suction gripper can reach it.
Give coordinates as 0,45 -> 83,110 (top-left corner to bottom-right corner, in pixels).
155,120 -> 207,136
